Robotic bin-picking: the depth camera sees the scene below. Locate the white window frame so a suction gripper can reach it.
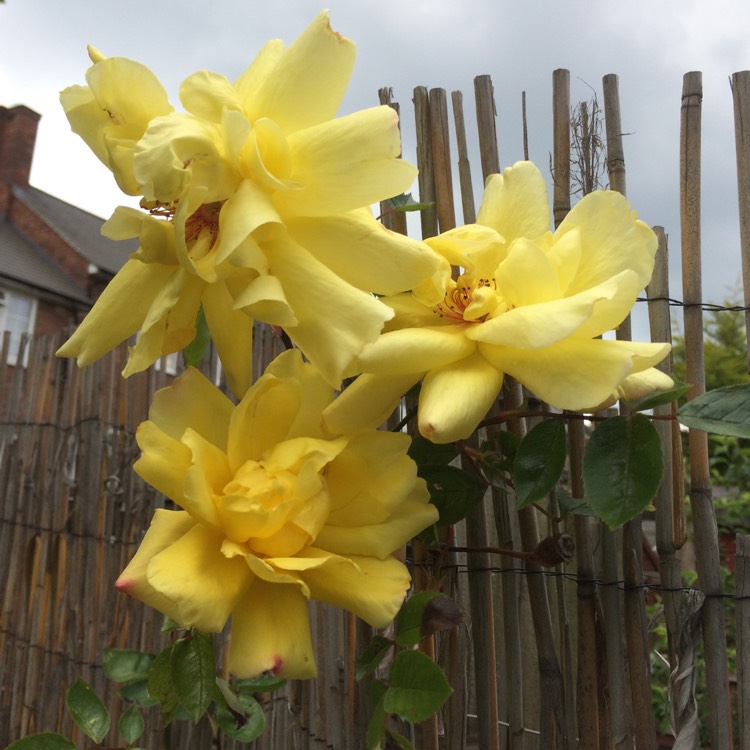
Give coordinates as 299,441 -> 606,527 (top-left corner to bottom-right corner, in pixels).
0,287 -> 37,366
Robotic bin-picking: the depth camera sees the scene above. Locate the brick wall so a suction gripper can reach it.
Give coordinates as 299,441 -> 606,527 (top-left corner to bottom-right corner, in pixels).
0,105 -> 40,210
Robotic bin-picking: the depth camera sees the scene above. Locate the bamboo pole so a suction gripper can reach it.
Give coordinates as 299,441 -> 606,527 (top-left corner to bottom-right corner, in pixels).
451,90 -> 477,224
413,86 -> 439,239
737,534 -> 750,749
521,91 -> 529,161
475,75 -> 500,178
552,69 -> 571,227
603,74 -> 626,196
730,71 -> 750,372
680,69 -> 734,749
378,87 -> 408,237
429,88 -> 456,234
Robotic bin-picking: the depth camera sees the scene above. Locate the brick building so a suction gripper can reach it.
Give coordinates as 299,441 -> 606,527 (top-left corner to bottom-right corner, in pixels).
0,104 -> 135,364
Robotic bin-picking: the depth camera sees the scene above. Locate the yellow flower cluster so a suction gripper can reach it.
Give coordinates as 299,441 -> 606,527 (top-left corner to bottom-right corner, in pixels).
58,12 -> 671,678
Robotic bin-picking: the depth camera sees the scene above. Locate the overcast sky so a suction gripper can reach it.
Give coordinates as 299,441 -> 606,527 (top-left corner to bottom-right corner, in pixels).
2,0 -> 750,327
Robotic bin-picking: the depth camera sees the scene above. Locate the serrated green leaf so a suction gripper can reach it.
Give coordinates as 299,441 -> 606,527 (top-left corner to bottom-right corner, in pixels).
408,435 -> 459,467
118,705 -> 145,745
182,306 -> 211,368
383,651 -> 452,723
215,694 -> 266,742
395,591 -> 441,647
4,733 -> 77,750
118,679 -> 159,708
624,381 -> 690,412
416,523 -> 441,551
583,414 -> 663,529
147,645 -> 179,723
678,383 -> 750,437
171,632 -> 215,721
355,635 -> 393,681
103,649 -> 155,684
65,678 -> 110,744
161,615 -> 183,633
420,465 -> 485,526
514,419 -> 567,508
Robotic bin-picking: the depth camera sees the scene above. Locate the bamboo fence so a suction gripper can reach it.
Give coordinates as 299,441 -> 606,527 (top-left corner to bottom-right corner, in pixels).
2,66 -> 750,749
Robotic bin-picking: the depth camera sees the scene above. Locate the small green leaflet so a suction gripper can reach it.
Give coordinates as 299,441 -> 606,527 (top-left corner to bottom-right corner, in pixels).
383,192 -> 433,213
382,651 -> 452,723
65,679 -> 110,744
182,306 -> 211,368
513,419 -> 567,508
624,381 -> 690,412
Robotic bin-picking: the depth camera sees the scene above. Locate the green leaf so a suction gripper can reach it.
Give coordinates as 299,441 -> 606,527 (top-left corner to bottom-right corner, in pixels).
4,733 -> 77,750
161,616 -> 183,633
355,635 -> 393,681
234,674 -> 287,694
366,680 -> 388,750
416,523 -> 441,551
147,645 -> 179,723
514,419 -> 567,508
483,430 -> 521,463
118,679 -> 159,708
384,192 -> 433,212
103,649 -> 155,683
420,465 -> 485,526
678,383 -> 750,437
383,651 -> 452,723
408,435 -> 459,467
555,484 -> 595,518
583,414 -> 663,529
624,381 -> 690,412
171,632 -> 215,721
182,306 -> 211,368
215,694 -> 266,742
65,678 -> 110,744
118,705 -> 145,745
395,591 -> 441,647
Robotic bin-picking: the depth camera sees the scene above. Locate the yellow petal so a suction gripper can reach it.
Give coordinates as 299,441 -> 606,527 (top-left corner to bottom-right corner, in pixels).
286,210 -> 441,296
300,553 -> 411,628
231,274 -> 297,328
425,224 -> 506,280
476,161 -> 551,243
116,509 -> 197,616
380,292 -> 449,330
276,106 -> 416,217
615,366 -> 675,401
179,70 -> 243,122
202,280 -> 256,399
480,338 -> 671,411
144,523 -> 251,631
229,580 -> 316,678
357,326 -> 475,375
321,372 -> 421,435
243,11 -> 355,134
468,272 -> 639,349
268,238 -> 393,386
134,421 -> 192,502
56,259 -> 174,366
418,352 -> 503,443
123,269 -> 205,376
147,367 -> 234,448
497,237 -> 561,307
181,427 -> 232,528
554,191 -> 657,294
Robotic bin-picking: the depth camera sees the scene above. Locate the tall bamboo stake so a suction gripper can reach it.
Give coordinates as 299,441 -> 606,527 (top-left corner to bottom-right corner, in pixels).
552,69 -> 571,227
475,75 -> 500,177
429,88 -> 456,234
736,534 -> 750,749
730,71 -> 750,372
413,86 -> 438,239
451,90 -> 477,224
680,70 -> 734,749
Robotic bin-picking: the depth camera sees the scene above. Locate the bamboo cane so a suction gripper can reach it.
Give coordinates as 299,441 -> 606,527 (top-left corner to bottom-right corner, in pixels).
451,90 -> 477,224
680,69 -> 734,749
736,534 -> 750,749
729,71 -> 750,373
413,86 -> 439,239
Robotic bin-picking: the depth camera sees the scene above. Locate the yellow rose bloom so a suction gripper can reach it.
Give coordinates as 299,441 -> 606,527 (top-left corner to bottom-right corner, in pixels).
323,161 -> 672,443
116,350 -> 438,679
57,12 -> 440,394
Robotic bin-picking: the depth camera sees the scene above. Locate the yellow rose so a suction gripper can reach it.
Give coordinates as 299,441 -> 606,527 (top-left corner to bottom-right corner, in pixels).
116,350 -> 438,678
324,161 -> 672,443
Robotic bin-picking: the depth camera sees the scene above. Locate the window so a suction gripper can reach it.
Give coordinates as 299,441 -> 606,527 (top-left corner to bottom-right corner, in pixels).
0,288 -> 37,365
